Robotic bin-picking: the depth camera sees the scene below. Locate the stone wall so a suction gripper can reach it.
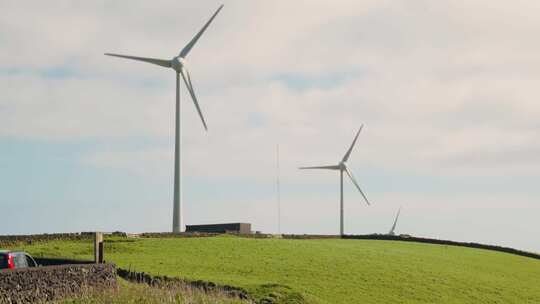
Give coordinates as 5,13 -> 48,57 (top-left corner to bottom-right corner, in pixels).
0,233 -> 94,246
342,234 -> 540,260
34,257 -> 94,266
139,232 -> 220,238
0,232 -> 127,246
117,267 -> 249,300
0,263 -> 117,303
240,233 -> 539,260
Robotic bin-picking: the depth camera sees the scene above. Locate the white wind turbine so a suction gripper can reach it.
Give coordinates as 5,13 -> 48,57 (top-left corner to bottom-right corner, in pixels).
105,5 -> 224,233
300,125 -> 371,236
388,206 -> 402,236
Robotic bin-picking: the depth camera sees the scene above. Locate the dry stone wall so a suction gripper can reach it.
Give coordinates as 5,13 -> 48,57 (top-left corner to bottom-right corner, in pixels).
0,263 -> 116,304
342,234 -> 540,260
0,233 -> 94,246
117,267 -> 249,300
0,232 -> 127,246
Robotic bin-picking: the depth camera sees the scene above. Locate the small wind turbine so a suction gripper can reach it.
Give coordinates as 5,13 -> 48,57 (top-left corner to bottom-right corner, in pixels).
388,206 -> 402,236
105,5 -> 224,233
300,125 -> 371,236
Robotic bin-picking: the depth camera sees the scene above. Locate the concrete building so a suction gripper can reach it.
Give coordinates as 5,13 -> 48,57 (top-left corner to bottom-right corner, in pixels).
186,223 -> 252,234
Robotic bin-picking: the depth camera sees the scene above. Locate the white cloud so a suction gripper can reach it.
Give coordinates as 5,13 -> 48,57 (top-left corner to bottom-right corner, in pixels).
1,1 -> 539,250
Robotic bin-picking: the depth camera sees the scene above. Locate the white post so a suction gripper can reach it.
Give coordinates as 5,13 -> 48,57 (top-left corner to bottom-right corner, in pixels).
173,73 -> 182,233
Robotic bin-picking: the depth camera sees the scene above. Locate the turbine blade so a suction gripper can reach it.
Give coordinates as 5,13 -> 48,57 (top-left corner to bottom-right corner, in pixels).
180,68 -> 208,131
299,165 -> 340,170
344,167 -> 370,206
104,53 -> 171,68
342,125 -> 364,162
389,206 -> 401,234
179,4 -> 224,58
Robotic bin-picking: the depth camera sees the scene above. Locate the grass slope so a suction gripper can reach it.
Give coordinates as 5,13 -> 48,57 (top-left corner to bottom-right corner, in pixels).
11,235 -> 540,304
60,278 -> 249,304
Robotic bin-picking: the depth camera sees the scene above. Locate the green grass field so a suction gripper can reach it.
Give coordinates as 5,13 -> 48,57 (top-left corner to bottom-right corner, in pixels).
9,235 -> 540,304
60,278 -> 248,304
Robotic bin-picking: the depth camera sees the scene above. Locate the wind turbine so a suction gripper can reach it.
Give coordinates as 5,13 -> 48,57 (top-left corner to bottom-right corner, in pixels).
105,5 -> 224,233
300,125 -> 371,236
388,206 -> 402,236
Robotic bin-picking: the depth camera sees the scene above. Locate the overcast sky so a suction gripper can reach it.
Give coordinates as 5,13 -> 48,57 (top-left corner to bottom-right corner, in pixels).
1,1 -> 539,252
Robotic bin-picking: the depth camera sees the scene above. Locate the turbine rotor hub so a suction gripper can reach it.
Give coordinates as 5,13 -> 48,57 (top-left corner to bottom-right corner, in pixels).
171,56 -> 186,72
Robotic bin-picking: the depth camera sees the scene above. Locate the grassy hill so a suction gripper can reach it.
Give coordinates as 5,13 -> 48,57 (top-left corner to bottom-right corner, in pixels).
59,278 -> 249,304
10,235 -> 540,304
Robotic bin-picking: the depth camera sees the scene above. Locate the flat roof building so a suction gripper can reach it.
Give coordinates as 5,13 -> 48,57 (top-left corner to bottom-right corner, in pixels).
186,223 -> 251,234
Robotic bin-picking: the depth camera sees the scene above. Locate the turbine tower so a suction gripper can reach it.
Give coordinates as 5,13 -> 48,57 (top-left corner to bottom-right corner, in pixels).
105,5 -> 224,233
300,125 -> 371,236
388,206 -> 402,236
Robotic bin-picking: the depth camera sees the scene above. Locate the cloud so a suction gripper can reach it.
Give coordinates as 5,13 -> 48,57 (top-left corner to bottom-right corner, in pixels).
1,1 -> 539,250
5,0 -> 540,176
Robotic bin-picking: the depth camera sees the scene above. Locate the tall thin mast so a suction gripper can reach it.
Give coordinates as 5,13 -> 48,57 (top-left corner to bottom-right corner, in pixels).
172,73 -> 182,233
276,144 -> 281,234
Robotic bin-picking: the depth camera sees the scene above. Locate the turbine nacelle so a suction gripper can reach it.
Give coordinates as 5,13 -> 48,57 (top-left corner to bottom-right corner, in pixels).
171,56 -> 186,72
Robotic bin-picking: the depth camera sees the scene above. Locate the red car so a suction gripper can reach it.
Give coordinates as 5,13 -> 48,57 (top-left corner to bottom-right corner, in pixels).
0,250 -> 38,269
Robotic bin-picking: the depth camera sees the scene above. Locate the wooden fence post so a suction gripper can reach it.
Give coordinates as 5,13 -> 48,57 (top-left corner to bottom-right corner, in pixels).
94,232 -> 104,263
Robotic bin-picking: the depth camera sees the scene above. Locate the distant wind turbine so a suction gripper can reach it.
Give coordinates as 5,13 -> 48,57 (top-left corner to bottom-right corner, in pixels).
388,206 -> 402,236
105,5 -> 224,233
300,125 -> 371,236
